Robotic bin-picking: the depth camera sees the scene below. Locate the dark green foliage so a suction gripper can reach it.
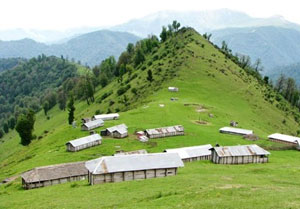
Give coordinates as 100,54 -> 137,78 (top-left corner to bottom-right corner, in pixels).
0,129 -> 3,138
147,70 -> 153,82
57,90 -> 67,111
67,95 -> 75,125
43,101 -> 49,116
16,109 -> 35,146
0,55 -> 78,126
0,58 -> 26,73
134,48 -> 145,66
8,117 -> 16,129
160,26 -> 168,42
3,122 -> 8,133
117,85 -> 131,96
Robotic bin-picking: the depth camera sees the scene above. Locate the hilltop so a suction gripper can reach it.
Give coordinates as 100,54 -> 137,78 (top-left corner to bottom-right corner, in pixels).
0,27 -> 300,209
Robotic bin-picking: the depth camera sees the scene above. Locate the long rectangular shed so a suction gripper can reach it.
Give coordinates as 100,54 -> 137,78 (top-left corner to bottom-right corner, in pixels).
219,127 -> 253,136
66,134 -> 102,152
85,153 -> 184,185
92,113 -> 120,121
164,144 -> 213,162
268,133 -> 300,146
81,119 -> 104,131
145,125 -> 184,139
21,162 -> 88,189
211,144 -> 270,164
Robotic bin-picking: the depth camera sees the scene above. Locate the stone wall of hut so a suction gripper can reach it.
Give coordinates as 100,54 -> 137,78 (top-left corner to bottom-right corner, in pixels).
89,168 -> 177,185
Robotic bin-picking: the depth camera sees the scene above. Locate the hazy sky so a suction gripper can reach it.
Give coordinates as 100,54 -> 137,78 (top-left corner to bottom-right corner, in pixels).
1,0 -> 300,30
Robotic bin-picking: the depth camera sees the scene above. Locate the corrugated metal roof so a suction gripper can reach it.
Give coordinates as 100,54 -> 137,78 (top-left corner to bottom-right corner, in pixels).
107,124 -> 128,134
85,153 -> 184,174
21,162 -> 87,183
83,119 -> 104,128
146,125 -> 184,135
93,113 -> 120,121
268,133 -> 300,144
164,144 -> 212,159
219,127 -> 253,135
213,145 -> 270,157
66,134 -> 102,147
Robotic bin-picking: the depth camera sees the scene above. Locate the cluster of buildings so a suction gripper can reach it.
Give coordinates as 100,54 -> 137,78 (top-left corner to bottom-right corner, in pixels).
16,88 -> 300,190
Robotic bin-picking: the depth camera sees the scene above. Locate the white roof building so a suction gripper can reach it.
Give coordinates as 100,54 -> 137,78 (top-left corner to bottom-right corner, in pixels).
168,87 -> 179,92
67,134 -> 102,148
85,153 -> 184,175
81,119 -> 104,130
268,133 -> 300,144
66,134 -> 102,151
164,144 -> 213,160
93,113 -> 120,121
219,127 -> 253,135
212,144 -> 270,157
107,124 -> 128,134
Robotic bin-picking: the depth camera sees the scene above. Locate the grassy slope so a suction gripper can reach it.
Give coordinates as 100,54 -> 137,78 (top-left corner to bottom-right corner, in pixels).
1,29 -> 300,209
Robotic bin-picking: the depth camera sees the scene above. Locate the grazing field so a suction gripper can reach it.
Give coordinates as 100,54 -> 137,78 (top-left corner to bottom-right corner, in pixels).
1,28 -> 300,208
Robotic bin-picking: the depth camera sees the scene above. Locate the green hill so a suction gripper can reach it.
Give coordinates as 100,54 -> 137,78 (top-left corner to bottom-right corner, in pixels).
1,27 -> 300,209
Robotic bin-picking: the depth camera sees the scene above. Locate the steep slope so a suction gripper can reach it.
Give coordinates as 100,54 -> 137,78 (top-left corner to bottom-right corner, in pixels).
211,26 -> 300,71
0,58 -> 26,73
112,9 -> 300,37
1,28 -> 300,209
0,30 -> 140,66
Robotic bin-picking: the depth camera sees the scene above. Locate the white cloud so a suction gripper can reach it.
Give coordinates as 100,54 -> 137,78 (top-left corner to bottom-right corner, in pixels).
0,0 -> 299,30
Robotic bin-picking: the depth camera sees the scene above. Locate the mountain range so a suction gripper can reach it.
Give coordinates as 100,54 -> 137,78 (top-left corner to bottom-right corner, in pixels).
0,30 -> 140,66
1,9 -> 300,79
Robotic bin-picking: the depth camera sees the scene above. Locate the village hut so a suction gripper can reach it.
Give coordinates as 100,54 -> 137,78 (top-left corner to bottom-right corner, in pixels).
268,133 -> 300,146
66,134 -> 102,152
85,153 -> 184,185
219,127 -> 253,136
114,149 -> 148,156
21,162 -> 88,189
105,124 -> 128,138
168,87 -> 179,92
145,125 -> 184,139
81,119 -> 104,131
211,144 -> 270,164
92,113 -> 120,121
164,144 -> 212,162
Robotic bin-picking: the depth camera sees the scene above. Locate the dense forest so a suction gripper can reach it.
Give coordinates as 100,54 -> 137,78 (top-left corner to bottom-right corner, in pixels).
0,55 -> 78,137
0,58 -> 26,73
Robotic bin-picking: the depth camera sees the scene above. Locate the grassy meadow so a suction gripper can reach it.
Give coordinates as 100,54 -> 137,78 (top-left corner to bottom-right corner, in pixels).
0,28 -> 300,208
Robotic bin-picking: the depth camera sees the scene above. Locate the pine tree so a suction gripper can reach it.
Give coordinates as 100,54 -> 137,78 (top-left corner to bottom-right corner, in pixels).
67,95 -> 75,125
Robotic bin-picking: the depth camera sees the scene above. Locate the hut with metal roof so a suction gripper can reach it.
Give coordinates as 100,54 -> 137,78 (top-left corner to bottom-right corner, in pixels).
268,133 -> 300,146
104,124 -> 128,138
219,127 -> 253,136
66,134 -> 102,152
85,153 -> 184,185
145,125 -> 184,139
211,144 -> 270,164
114,149 -> 148,156
92,113 -> 120,121
21,162 -> 88,189
168,87 -> 179,92
164,144 -> 213,162
81,119 -> 104,131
